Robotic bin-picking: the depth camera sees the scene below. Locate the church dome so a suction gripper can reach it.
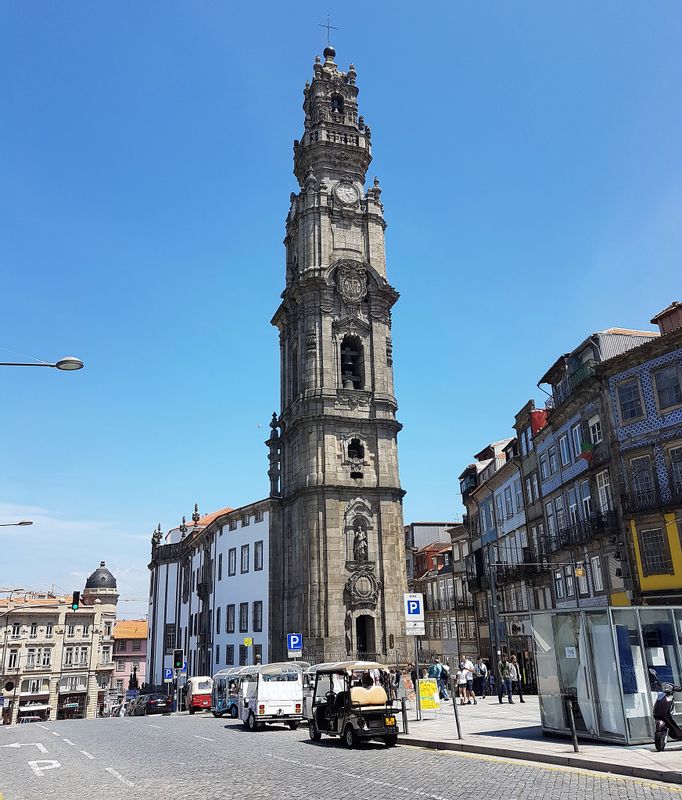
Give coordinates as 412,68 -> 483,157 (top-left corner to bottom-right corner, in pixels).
85,561 -> 117,590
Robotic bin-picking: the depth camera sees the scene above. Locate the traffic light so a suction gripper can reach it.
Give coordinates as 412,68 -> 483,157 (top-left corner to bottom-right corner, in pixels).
71,591 -> 80,611
173,649 -> 183,670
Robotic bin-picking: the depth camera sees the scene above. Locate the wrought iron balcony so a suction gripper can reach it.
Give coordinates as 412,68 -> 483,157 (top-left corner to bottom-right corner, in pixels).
546,511 -> 618,552
621,482 -> 682,514
551,359 -> 598,410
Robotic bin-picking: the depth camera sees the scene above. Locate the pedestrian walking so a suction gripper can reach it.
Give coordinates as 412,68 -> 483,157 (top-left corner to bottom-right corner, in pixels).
474,657 -> 488,699
497,655 -> 514,703
455,666 -> 469,705
509,655 -> 525,703
428,657 -> 449,701
460,654 -> 477,705
440,661 -> 451,701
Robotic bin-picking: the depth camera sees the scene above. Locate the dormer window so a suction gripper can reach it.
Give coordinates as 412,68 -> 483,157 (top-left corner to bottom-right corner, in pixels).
331,94 -> 344,114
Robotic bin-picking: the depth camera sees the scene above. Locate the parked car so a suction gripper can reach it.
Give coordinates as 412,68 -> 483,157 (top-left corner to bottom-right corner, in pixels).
134,693 -> 172,716
18,715 -> 42,724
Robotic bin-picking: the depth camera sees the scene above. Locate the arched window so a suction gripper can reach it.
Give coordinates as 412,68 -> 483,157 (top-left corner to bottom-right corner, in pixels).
331,94 -> 344,114
340,335 -> 364,390
348,438 -> 365,460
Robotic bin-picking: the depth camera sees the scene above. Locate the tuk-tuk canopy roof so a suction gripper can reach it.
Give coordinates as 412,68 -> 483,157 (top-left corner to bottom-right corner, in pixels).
315,660 -> 388,674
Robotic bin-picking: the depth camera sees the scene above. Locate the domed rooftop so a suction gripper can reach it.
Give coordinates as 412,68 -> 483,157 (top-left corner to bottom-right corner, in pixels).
85,561 -> 117,590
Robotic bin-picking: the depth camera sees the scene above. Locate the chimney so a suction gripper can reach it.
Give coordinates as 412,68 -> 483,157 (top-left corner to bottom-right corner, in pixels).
650,301 -> 682,336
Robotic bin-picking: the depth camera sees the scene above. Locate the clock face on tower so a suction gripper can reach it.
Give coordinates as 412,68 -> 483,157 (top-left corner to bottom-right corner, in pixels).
334,182 -> 359,206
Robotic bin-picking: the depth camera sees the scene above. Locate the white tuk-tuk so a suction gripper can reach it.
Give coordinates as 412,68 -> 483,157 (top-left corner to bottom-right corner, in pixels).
239,662 -> 305,731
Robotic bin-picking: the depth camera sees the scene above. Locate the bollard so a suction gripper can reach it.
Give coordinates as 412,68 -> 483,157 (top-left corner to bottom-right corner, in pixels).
452,692 -> 463,740
565,697 -> 579,753
401,696 -> 409,735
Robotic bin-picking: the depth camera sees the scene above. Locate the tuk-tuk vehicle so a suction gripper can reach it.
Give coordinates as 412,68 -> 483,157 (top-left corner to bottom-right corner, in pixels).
308,661 -> 398,748
212,667 -> 247,718
239,662 -> 305,731
185,676 -> 213,714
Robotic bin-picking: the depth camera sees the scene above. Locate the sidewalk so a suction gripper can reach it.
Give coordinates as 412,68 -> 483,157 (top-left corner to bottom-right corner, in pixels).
400,695 -> 682,785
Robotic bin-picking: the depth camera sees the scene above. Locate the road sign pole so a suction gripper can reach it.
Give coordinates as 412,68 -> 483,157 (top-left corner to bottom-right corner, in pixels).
414,637 -> 421,721
175,669 -> 181,714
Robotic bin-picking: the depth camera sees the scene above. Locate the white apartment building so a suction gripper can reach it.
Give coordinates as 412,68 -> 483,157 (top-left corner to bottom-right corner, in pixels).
148,500 -> 271,685
0,562 -> 117,724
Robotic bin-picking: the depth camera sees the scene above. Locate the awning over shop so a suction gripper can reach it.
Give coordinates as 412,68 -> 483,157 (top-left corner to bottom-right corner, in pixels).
19,704 -> 51,712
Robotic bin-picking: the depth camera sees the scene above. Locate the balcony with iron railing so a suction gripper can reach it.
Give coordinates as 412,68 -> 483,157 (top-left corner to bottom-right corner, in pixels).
551,359 -> 598,410
621,481 -> 682,515
544,510 -> 618,553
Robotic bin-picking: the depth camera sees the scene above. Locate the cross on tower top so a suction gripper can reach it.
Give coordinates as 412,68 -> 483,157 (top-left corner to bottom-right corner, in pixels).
318,13 -> 338,46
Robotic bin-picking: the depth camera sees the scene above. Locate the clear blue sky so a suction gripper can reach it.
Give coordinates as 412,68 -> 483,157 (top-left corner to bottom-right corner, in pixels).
1,2 -> 680,616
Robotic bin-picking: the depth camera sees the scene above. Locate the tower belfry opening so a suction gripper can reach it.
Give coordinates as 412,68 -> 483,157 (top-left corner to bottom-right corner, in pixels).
269,46 -> 408,664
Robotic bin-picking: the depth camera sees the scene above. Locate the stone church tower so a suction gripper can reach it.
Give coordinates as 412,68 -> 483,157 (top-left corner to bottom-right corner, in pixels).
268,46 -> 408,663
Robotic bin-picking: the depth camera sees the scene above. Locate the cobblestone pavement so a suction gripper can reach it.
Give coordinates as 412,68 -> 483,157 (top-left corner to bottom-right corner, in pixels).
2,713 -> 682,800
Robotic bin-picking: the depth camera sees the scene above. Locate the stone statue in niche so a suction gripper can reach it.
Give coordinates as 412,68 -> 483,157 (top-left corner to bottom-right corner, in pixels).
352,519 -> 369,561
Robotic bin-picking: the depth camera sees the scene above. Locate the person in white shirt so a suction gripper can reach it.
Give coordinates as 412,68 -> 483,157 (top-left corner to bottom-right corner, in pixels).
460,655 -> 477,705
455,668 -> 468,705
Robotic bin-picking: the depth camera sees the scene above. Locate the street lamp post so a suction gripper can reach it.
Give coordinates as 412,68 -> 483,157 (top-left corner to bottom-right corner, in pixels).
0,357 -> 84,371
0,521 -> 33,528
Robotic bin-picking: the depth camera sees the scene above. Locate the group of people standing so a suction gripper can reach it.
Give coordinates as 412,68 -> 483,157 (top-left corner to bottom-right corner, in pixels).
411,654 -> 526,705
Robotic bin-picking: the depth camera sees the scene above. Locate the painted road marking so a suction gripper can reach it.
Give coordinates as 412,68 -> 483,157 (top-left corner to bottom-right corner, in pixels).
192,735 -> 215,741
62,738 -> 76,746
1,743 -> 48,753
105,767 -> 135,788
146,724 -> 162,729
28,760 -> 61,776
36,724 -> 48,730
51,731 -> 61,737
80,751 -> 95,759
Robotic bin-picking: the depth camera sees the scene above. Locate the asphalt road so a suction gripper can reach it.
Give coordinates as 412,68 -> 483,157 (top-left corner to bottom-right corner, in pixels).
2,712 -> 681,800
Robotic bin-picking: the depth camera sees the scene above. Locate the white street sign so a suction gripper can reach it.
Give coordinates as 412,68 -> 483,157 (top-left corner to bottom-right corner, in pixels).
404,592 -> 425,636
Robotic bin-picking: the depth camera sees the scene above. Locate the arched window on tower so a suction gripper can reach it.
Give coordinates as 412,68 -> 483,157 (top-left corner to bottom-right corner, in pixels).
331,94 -> 344,114
340,335 -> 364,390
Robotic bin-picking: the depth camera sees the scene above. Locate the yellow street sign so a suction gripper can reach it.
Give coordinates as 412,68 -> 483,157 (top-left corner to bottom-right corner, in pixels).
244,637 -> 253,647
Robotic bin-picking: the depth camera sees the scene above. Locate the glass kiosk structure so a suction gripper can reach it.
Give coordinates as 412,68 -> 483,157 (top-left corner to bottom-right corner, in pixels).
531,607 -> 682,744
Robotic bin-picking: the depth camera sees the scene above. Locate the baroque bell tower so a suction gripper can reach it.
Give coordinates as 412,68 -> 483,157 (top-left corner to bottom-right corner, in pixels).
268,45 -> 408,663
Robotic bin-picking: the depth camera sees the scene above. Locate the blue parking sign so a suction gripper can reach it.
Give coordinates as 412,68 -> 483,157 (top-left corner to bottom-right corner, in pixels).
287,632 -> 303,653
163,667 -> 173,681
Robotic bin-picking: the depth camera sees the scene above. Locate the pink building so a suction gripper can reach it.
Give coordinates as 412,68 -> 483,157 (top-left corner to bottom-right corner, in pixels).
111,620 -> 148,698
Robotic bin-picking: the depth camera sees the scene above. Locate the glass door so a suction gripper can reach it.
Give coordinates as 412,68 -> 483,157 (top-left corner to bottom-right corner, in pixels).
552,612 -> 598,735
584,611 -> 625,740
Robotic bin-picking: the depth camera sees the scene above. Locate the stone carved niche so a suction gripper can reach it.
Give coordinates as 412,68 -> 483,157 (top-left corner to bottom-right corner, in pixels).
334,260 -> 367,306
343,498 -> 375,566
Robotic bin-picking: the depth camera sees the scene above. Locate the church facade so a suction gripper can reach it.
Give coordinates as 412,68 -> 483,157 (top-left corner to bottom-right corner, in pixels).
148,46 -> 408,681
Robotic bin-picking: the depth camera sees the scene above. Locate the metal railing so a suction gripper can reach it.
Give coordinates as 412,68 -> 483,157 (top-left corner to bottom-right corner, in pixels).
544,510 -> 617,552
621,482 -> 682,514
551,360 -> 598,409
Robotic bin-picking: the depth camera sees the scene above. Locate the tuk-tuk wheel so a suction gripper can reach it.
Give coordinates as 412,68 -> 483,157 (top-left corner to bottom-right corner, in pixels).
230,705 -> 239,719
385,734 -> 398,747
287,721 -> 299,730
212,711 -> 221,718
309,722 -> 321,741
343,725 -> 357,749
189,707 -> 195,715
247,713 -> 258,731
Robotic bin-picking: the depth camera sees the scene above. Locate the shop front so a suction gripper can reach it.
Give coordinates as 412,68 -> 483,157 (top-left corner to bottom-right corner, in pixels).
18,701 -> 51,721
531,606 -> 682,744
57,694 -> 86,720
